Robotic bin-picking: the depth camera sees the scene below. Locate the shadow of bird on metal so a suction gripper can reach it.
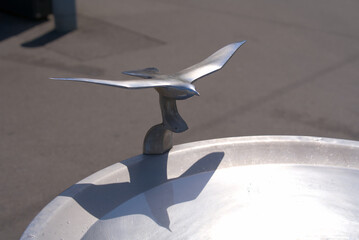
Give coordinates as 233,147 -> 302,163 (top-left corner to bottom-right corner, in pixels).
60,152 -> 225,232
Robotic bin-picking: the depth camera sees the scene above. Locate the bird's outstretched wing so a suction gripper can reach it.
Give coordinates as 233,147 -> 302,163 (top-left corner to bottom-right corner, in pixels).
122,67 -> 159,79
51,78 -> 175,89
173,41 -> 246,83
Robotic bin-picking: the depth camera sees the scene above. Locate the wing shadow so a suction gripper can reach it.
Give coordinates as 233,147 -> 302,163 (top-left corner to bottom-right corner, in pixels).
60,152 -> 224,230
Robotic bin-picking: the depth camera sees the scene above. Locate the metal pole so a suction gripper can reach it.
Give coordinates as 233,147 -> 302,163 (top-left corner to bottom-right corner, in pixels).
52,0 -> 77,32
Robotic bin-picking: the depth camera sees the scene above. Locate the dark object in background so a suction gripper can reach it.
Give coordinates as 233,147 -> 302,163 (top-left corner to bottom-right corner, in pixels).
0,0 -> 52,19
52,0 -> 77,32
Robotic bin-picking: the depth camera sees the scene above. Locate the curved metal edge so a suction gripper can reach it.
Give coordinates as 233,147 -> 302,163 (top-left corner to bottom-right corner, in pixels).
21,135 -> 359,239
171,135 -> 359,153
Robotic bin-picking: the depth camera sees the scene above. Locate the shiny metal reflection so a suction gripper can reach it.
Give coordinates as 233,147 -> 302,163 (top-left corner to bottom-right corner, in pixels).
51,41 -> 246,154
83,165 -> 359,240
51,41 -> 246,100
21,136 -> 359,239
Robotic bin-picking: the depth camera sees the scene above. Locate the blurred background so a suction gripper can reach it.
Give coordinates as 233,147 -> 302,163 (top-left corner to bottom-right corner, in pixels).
1,0 -> 359,238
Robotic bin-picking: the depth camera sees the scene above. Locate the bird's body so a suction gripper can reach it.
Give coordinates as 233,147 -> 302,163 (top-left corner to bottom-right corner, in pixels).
52,41 -> 246,153
155,83 -> 198,100
51,41 -> 246,100
151,76 -> 199,100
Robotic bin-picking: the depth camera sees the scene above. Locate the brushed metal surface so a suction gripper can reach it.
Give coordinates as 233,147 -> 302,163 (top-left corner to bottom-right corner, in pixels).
21,136 -> 359,239
51,41 -> 246,100
83,165 -> 359,240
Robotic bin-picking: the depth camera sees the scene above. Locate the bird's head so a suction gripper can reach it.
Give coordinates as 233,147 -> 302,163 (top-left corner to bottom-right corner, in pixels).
188,85 -> 200,97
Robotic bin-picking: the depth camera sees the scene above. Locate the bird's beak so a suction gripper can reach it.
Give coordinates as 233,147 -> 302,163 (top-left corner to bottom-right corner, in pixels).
194,90 -> 200,96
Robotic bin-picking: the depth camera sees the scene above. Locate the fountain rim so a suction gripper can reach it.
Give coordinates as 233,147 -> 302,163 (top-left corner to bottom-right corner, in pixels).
21,135 -> 359,239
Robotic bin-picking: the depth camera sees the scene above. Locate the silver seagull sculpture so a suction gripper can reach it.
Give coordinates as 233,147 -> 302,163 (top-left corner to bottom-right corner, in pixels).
52,41 -> 246,154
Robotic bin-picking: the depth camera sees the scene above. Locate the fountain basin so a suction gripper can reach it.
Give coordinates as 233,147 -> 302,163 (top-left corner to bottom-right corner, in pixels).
21,136 -> 359,239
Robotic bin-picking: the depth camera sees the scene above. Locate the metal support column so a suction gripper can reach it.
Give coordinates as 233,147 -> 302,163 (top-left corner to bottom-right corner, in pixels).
52,0 -> 77,32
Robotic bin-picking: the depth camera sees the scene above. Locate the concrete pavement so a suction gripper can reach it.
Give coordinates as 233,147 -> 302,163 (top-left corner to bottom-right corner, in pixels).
1,0 -> 359,238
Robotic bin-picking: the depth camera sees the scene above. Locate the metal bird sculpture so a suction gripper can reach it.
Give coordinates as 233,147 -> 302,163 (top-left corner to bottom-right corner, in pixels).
52,41 -> 246,154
